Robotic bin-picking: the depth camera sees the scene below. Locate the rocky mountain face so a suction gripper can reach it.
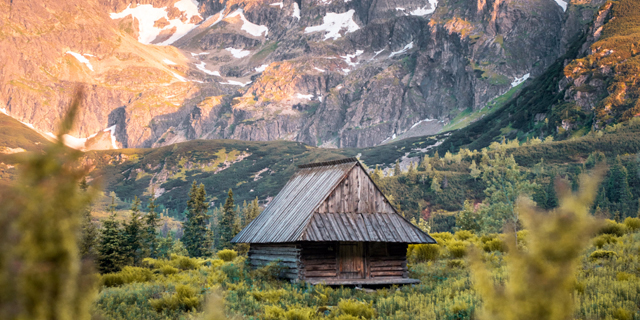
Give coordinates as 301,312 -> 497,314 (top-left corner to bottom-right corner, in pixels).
0,0 -> 600,150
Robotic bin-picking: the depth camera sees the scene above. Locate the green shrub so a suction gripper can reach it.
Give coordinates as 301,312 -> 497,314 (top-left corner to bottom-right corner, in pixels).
149,284 -> 200,312
483,238 -> 506,252
100,266 -> 154,287
447,241 -> 468,258
337,299 -> 376,319
264,305 -> 286,320
217,249 -> 238,262
252,261 -> 285,281
611,308 -> 633,320
447,259 -> 465,268
250,288 -> 287,303
160,265 -> 179,275
413,244 -> 440,262
616,272 -> 636,281
623,217 -> 640,231
592,234 -> 618,248
173,255 -> 201,270
431,232 -> 454,244
589,250 -> 617,261
598,219 -> 626,236
284,307 -> 315,320
454,230 -> 474,241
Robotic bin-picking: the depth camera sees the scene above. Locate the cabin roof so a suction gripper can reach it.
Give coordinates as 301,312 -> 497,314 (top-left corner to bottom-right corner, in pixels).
232,157 -> 436,244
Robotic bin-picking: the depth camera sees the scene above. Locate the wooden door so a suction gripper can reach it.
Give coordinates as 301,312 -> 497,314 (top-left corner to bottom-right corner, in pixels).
338,242 -> 364,279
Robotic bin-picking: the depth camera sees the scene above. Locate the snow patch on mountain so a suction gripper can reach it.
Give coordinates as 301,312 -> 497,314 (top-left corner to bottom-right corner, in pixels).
389,42 -> 413,58
110,0 -> 203,45
66,51 -> 94,71
226,9 -> 269,37
171,72 -> 188,82
255,64 -> 269,72
220,80 -> 252,87
511,73 -> 530,87
270,2 -> 283,8
195,62 -> 220,76
554,0 -> 567,11
104,125 -> 119,149
163,59 -> 177,65
410,0 -> 438,16
226,47 -> 251,58
292,3 -> 301,20
296,93 -> 313,100
314,67 -> 325,72
341,50 -> 364,67
304,10 -> 360,40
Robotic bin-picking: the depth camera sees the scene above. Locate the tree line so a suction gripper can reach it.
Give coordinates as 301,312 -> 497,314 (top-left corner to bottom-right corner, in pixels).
83,181 -> 260,274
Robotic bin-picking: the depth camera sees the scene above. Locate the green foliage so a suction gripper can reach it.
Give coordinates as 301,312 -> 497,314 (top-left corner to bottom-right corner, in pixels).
592,234 -> 618,248
122,196 -> 145,265
482,238 -> 506,253
470,170 -> 601,320
182,181 -> 213,257
598,219 -> 627,237
410,244 -> 440,262
589,250 -> 617,261
101,266 -> 154,287
219,189 -> 237,250
143,195 -> 160,259
623,217 -> 640,231
98,209 -> 126,274
149,284 -> 200,312
0,89 -> 96,320
217,249 -> 238,262
447,241 -> 468,258
335,299 -> 376,319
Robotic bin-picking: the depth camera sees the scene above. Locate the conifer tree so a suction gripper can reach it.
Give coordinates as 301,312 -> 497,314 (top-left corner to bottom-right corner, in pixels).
219,189 -> 237,250
371,165 -> 384,183
469,160 -> 481,181
607,156 -> 632,210
430,176 -> 442,193
182,181 -> 213,257
242,197 -> 261,228
79,179 -> 98,260
122,196 -> 145,265
545,175 -> 559,209
97,198 -> 125,274
418,154 -> 430,171
144,195 -> 160,258
393,160 -> 401,176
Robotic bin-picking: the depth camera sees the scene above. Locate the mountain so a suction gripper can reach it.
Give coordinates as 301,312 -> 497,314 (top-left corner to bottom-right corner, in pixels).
440,0 -> 640,152
1,0 -> 599,150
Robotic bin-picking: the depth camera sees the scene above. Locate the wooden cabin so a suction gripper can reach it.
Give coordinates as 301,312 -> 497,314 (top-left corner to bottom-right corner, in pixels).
231,157 -> 436,285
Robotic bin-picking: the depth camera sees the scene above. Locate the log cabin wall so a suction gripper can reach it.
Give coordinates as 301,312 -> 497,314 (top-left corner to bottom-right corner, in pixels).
367,243 -> 408,279
316,165 -> 395,214
300,242 -> 338,280
248,243 -> 301,280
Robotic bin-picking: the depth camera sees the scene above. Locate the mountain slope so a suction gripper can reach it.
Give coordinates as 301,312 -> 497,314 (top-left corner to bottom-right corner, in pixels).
1,0 -> 588,150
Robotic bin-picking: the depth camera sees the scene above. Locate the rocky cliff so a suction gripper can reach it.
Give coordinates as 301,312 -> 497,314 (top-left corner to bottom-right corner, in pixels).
0,0 -> 594,149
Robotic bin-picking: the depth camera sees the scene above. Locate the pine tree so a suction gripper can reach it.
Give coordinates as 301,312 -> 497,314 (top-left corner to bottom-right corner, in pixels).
219,189 -> 237,250
393,160 -> 401,176
122,196 -> 145,265
182,181 -> 213,257
371,165 -> 384,183
144,195 -> 160,258
545,175 -> 559,209
430,177 -> 442,193
97,199 -> 125,273
242,197 -> 261,228
469,160 -> 481,181
607,156 -> 632,205
79,179 -> 98,260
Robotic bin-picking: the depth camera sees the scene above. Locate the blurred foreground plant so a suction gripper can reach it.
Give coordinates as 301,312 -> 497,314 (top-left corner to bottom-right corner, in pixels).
0,88 -> 97,320
471,169 -> 603,320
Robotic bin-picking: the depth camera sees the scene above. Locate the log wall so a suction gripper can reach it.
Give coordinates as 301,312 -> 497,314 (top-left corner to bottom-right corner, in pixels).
300,242 -> 338,280
248,243 -> 301,280
367,243 -> 408,278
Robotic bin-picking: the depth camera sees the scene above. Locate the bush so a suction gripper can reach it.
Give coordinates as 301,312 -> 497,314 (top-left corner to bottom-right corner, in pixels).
598,220 -> 627,236
592,234 -> 618,248
447,241 -> 468,258
264,305 -> 286,320
149,284 -> 200,312
217,249 -> 238,262
173,255 -> 201,270
623,217 -> 640,231
252,261 -> 285,281
454,230 -> 474,241
483,238 -> 506,253
337,299 -> 376,319
100,266 -> 154,287
447,259 -> 465,268
413,244 -> 440,262
160,265 -> 179,275
431,232 -> 454,244
589,250 -> 617,261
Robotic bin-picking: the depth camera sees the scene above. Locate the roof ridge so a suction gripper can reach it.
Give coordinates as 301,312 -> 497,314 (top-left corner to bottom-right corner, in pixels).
297,157 -> 359,169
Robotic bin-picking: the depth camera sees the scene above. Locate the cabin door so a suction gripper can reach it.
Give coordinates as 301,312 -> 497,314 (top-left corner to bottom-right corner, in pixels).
338,242 -> 364,279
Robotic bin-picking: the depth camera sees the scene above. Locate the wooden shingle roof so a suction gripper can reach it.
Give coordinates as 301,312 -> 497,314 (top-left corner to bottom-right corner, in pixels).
232,158 -> 435,244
